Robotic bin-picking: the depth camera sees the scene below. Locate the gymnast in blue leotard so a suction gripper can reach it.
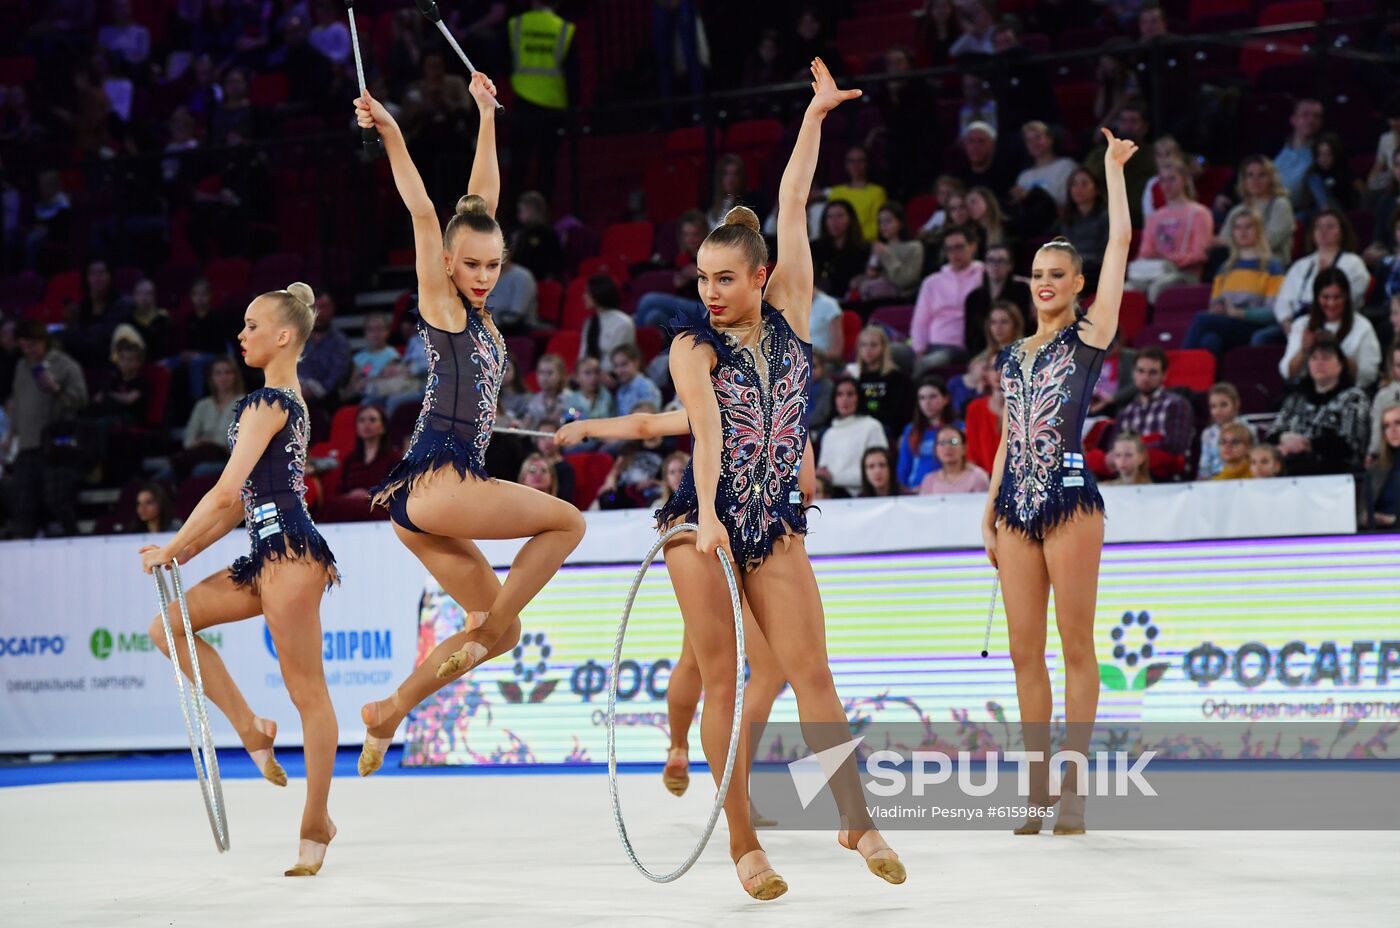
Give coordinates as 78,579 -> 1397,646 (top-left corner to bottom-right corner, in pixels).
655,58 -> 905,901
140,283 -> 338,876
352,77 -> 584,779
982,129 -> 1140,837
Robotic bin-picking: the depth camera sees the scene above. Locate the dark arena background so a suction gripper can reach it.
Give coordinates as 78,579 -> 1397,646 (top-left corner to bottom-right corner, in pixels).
1,1 -> 1398,925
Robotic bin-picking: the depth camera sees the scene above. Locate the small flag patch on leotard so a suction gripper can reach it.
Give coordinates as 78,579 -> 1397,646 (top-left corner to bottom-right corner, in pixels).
1064,452 -> 1085,469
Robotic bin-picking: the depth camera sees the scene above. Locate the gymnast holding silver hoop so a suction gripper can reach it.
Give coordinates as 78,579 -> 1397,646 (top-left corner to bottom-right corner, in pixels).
645,58 -> 905,900
139,283 -> 340,877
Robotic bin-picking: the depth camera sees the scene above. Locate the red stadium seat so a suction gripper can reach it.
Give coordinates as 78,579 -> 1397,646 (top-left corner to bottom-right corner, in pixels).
249,72 -> 289,108
506,336 -> 537,373
44,270 -> 83,310
204,257 -> 251,302
905,195 -> 939,233
1118,290 -> 1148,346
564,450 -> 613,509
636,326 -> 664,365
1259,1 -> 1323,28
644,157 -> 702,223
536,279 -> 564,327
1153,284 -> 1212,320
841,310 -> 863,363
544,331 -> 582,371
143,363 -> 171,427
600,221 -> 655,268
328,405 -> 360,458
870,304 -> 915,339
1221,345 -> 1287,414
175,473 -> 221,520
562,278 -> 592,331
1132,322 -> 1188,350
663,126 -> 713,157
1164,349 -> 1216,392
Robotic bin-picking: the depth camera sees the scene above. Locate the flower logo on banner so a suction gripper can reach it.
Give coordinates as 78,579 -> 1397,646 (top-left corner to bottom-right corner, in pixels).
497,631 -> 558,704
1100,610 -> 1170,691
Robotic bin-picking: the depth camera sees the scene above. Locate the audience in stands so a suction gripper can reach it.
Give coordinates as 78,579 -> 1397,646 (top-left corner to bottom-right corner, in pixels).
859,447 -> 901,498
1184,210 -> 1286,357
1269,210 -> 1373,345
849,326 -> 913,443
178,356 -> 242,480
917,424 -> 988,494
856,202 -> 924,301
1275,98 -> 1326,208
822,146 -> 887,243
5,321 -> 87,538
126,482 -> 179,534
817,376 -> 888,497
1279,268 -> 1382,389
298,293 -> 351,405
1058,168 -> 1109,288
1250,444 -> 1284,479
1109,348 -> 1192,479
898,375 -> 955,492
1364,401 -> 1400,527
1125,161 -> 1213,302
912,226 -> 984,370
1268,339 -> 1371,476
1197,383 -> 1246,480
1215,154 -> 1296,263
1214,422 -> 1255,481
1106,433 -> 1152,485
610,344 -> 661,415
811,199 -> 869,299
580,276 -> 636,375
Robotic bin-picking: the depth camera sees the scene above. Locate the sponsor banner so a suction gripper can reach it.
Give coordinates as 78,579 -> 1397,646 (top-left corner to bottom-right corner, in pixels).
0,479 -> 1374,754
403,534 -> 1400,768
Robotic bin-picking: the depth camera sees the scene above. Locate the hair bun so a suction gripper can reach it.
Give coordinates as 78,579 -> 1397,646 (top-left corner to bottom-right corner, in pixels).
286,281 -> 315,308
456,194 -> 489,217
1049,235 -> 1071,245
723,205 -> 761,234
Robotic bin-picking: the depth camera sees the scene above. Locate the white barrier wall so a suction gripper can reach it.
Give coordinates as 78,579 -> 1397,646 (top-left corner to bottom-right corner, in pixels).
0,476 -> 1359,753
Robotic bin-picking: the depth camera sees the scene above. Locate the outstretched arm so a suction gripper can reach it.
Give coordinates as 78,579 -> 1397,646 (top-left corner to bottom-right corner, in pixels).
764,57 -> 861,340
141,404 -> 287,572
555,409 -> 688,448
466,73 -> 501,217
356,90 -> 454,318
1083,128 -> 1138,349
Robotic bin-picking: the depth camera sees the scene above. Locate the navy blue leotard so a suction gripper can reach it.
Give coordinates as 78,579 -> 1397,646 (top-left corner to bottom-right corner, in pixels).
226,387 -> 337,590
656,303 -> 812,570
994,317 -> 1107,540
372,297 -> 507,529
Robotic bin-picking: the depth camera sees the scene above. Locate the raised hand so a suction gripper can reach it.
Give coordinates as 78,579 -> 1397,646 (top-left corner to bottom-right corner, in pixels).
806,57 -> 862,117
140,544 -> 172,575
354,91 -> 396,133
468,72 -> 499,113
1100,127 -> 1139,169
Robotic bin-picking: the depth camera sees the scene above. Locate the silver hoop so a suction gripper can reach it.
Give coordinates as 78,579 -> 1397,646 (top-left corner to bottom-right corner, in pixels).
608,522 -> 744,883
980,571 -> 1000,658
154,559 -> 230,852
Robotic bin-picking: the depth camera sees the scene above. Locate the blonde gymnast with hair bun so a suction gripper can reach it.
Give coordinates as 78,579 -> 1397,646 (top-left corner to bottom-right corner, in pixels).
982,128 -> 1138,836
628,58 -> 904,900
139,282 -> 341,876
351,74 -> 585,777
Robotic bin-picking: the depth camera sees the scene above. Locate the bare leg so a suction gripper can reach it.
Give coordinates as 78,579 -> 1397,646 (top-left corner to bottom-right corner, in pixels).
663,629 -> 700,795
406,471 -> 583,668
996,524 -> 1055,831
662,536 -> 762,867
1042,511 -> 1105,832
742,537 -> 903,884
362,529 -> 522,741
259,559 -> 338,855
146,569 -> 273,765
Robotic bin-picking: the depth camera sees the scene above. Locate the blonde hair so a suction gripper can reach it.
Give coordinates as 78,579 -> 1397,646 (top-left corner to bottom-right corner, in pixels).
1113,432 -> 1151,484
262,281 -> 317,348
856,325 -> 897,375
1158,159 -> 1197,201
701,205 -> 768,270
444,193 -> 502,249
1037,235 -> 1083,275
1378,400 -> 1400,473
518,452 -> 557,496
1222,209 -> 1273,272
1220,421 -> 1255,447
1235,154 -> 1287,202
657,450 -> 692,507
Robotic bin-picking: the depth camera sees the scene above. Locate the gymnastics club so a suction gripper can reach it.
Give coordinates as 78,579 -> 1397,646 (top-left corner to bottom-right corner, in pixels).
344,0 -> 380,154
415,0 -> 505,111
